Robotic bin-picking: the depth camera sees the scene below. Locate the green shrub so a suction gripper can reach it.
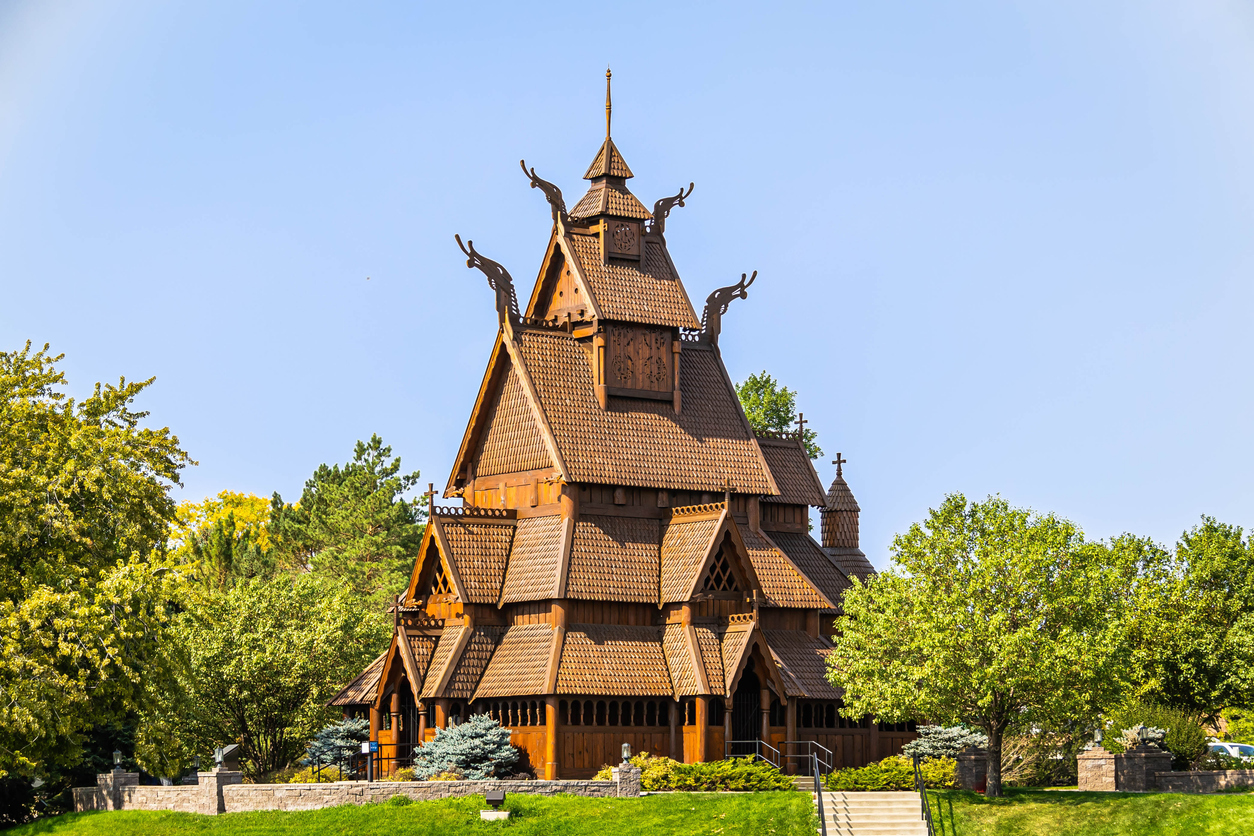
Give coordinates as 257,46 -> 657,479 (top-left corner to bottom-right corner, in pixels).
411,714 -> 519,780
302,718 -> 370,768
384,767 -> 418,782
384,794 -> 413,806
593,754 -> 792,791
824,756 -> 955,792
901,726 -> 987,760
286,765 -> 345,783
1103,700 -> 1209,769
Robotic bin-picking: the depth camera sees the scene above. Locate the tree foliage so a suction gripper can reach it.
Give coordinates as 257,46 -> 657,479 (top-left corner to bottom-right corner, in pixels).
0,343 -> 191,782
1125,518 -> 1254,721
900,725 -> 988,760
137,575 -> 388,781
269,435 -> 424,605
827,494 -> 1135,797
302,717 -> 370,766
734,371 -> 821,458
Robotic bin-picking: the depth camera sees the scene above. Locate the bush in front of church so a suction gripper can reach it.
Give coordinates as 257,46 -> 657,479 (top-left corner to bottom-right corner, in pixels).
594,754 -> 792,791
410,714 -> 520,780
824,755 -> 955,792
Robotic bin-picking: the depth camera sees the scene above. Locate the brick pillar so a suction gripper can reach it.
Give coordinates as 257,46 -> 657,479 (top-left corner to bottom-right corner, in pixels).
197,768 -> 243,815
96,769 -> 138,811
611,763 -> 642,797
1115,744 -> 1173,792
1077,746 -> 1116,791
955,747 -> 988,791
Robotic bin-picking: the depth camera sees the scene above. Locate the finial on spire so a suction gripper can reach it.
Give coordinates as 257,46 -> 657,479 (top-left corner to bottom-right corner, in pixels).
605,67 -> 612,138
833,453 -> 847,478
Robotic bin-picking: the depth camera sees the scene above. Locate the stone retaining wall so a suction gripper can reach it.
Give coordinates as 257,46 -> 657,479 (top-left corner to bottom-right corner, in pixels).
1154,769 -> 1254,794
73,765 -> 642,815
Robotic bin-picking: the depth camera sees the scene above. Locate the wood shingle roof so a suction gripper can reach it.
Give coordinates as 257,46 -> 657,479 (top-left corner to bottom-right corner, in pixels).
661,623 -> 699,696
556,624 -> 674,696
565,234 -> 699,329
739,526 -> 829,609
758,437 -> 827,506
475,364 -> 554,477
443,626 -> 503,700
764,630 -> 841,699
437,518 -> 514,605
659,515 -> 722,603
498,514 -> 565,604
474,623 -> 554,699
566,515 -> 661,603
769,531 -> 852,610
327,652 -> 386,706
513,330 -> 774,493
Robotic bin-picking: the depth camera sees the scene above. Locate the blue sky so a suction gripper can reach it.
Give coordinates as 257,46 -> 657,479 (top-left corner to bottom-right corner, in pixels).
3,1 -> 1252,567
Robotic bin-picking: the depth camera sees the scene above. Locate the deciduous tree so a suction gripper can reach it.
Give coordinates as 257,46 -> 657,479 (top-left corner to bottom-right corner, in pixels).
734,371 -> 822,458
827,494 -> 1135,797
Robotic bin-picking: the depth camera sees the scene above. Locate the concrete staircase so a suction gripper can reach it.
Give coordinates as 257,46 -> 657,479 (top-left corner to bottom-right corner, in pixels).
815,790 -> 928,836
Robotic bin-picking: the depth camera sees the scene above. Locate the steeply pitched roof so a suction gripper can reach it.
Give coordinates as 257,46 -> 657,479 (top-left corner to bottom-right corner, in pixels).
739,525 -> 829,609
420,624 -> 465,699
758,437 -> 827,506
826,473 -> 860,512
694,625 -> 725,696
566,234 -> 699,329
513,329 -> 775,493
474,623 -> 554,699
764,630 -> 841,699
327,652 -> 386,706
720,627 -> 753,694
769,531 -> 851,610
437,517 -> 514,604
826,547 -> 876,584
556,624 -> 674,696
566,515 -> 660,602
583,137 -> 634,179
443,626 -> 503,700
499,514 -> 565,604
569,182 -> 652,221
662,623 -> 699,696
475,364 -> 554,477
659,514 -> 722,603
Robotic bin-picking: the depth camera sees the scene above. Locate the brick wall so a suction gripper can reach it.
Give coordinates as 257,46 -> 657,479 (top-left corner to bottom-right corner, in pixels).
1155,769 -> 1254,793
1076,747 -> 1116,792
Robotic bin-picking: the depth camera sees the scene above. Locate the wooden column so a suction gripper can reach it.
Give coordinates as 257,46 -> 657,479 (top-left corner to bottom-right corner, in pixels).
695,696 -> 709,763
390,690 -> 401,738
434,699 -> 449,730
417,702 -> 428,742
370,704 -> 381,740
869,717 -> 880,762
669,699 -> 679,760
545,695 -> 560,779
759,689 -> 770,744
785,697 -> 798,775
723,698 -> 733,754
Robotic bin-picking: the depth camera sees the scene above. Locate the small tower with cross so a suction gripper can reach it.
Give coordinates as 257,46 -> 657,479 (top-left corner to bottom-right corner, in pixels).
821,453 -> 875,582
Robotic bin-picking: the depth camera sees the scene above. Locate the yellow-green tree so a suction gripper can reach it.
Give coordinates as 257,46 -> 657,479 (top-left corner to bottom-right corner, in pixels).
0,343 -> 191,783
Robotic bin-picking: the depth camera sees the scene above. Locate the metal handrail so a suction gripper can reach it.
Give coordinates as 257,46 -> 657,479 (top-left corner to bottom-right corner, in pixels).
784,740 -> 833,774
813,752 -> 827,836
723,739 -> 782,767
912,754 -> 936,836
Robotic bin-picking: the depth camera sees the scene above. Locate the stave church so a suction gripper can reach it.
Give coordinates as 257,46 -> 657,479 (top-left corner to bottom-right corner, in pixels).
329,73 -> 912,778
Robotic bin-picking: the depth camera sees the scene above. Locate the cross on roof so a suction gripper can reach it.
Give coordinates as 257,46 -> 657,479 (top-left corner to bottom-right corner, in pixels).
795,412 -> 808,439
423,482 -> 438,516
832,453 -> 847,478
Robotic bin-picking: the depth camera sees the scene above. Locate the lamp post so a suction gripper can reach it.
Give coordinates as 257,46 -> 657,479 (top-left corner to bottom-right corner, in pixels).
113,750 -> 122,770
621,743 -> 631,766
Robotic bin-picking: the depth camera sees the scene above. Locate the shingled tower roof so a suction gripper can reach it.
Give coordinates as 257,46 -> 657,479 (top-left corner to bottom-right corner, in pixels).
822,455 -> 875,583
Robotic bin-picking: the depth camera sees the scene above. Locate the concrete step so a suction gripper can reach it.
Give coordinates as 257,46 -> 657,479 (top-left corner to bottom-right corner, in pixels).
827,826 -> 927,836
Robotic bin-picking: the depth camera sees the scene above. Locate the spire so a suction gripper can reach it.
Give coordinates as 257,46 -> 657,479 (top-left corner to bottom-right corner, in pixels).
606,66 -> 612,139
571,70 -> 649,220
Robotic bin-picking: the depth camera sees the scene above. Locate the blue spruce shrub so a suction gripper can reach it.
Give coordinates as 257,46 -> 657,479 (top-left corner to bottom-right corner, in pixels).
302,717 -> 370,766
900,725 -> 988,760
412,714 -> 519,780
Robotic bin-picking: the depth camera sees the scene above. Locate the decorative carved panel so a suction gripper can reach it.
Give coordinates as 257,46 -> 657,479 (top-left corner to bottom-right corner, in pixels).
604,324 -> 672,394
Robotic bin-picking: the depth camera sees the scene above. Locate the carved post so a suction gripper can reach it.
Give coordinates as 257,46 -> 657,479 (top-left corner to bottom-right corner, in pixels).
695,696 -> 709,763
545,695 -> 560,779
785,698 -> 798,749
594,331 -> 607,408
760,688 -> 771,745
669,698 -> 679,760
417,702 -> 428,742
723,697 -> 733,754
671,339 -> 682,414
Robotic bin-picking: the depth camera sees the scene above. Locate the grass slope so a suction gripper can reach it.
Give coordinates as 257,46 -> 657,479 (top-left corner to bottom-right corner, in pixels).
5,793 -> 813,836
931,788 -> 1254,836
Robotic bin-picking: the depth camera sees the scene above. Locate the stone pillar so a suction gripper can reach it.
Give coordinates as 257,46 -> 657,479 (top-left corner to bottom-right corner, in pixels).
1077,746 -> 1116,792
197,768 -> 243,815
955,747 -> 988,792
96,769 -> 138,811
1115,744 -> 1173,792
611,763 -> 642,797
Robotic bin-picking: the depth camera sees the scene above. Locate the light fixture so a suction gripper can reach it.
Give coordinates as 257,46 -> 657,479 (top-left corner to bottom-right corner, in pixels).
113,750 -> 122,768
621,743 -> 631,765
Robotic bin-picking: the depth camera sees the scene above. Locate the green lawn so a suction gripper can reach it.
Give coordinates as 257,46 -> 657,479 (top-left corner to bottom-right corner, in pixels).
930,787 -> 1254,836
5,793 -> 813,836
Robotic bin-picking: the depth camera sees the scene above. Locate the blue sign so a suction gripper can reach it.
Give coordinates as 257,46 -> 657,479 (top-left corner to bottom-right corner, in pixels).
369,742 -> 379,753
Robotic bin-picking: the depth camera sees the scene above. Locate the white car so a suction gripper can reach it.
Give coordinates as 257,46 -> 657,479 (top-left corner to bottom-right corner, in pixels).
1207,740 -> 1254,761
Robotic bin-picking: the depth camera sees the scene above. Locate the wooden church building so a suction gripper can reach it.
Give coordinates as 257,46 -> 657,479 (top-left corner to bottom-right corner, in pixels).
330,75 -> 911,777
